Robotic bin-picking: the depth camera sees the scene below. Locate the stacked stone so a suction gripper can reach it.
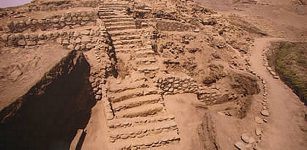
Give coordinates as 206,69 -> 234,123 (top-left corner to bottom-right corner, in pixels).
95,23 -> 114,120
6,11 -> 97,33
108,115 -> 175,129
27,1 -> 100,12
156,76 -> 198,95
110,123 -> 178,142
1,28 -> 105,50
156,75 -> 231,105
58,29 -> 102,51
197,88 -> 221,104
121,136 -> 180,150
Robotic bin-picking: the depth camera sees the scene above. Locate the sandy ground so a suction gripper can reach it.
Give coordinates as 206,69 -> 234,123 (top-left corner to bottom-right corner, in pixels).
196,0 -> 307,41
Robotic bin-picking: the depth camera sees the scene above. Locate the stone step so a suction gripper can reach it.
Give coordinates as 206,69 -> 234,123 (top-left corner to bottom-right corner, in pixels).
108,79 -> 146,93
138,65 -> 160,73
101,15 -> 131,19
101,3 -> 129,7
135,49 -> 155,56
111,34 -> 141,41
115,46 -> 152,54
102,17 -> 134,23
107,114 -> 176,129
98,7 -> 126,11
111,129 -> 180,149
115,103 -> 164,118
98,9 -> 124,13
113,38 -> 142,45
114,40 -> 151,48
107,25 -> 136,31
136,57 -> 157,64
109,29 -> 146,36
109,119 -> 178,142
114,43 -> 141,49
109,87 -> 158,103
105,21 -> 136,27
98,11 -> 116,15
112,94 -> 162,112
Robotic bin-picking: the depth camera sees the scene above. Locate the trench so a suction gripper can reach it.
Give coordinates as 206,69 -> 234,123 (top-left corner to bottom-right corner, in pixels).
0,51 -> 96,150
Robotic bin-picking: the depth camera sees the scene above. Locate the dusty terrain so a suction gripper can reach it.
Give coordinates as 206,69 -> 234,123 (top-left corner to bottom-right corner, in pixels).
0,0 -> 306,150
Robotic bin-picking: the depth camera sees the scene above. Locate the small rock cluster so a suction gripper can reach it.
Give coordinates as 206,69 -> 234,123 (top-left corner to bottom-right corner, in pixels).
6,11 -> 97,33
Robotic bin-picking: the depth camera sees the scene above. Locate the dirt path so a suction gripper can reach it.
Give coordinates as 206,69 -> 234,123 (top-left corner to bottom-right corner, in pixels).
250,38 -> 307,150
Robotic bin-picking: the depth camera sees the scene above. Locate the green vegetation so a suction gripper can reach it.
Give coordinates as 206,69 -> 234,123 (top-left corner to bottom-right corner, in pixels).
268,42 -> 307,105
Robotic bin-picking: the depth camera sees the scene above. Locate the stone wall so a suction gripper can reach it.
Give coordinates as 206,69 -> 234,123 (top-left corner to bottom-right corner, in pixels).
156,75 -> 236,105
156,20 -> 196,32
1,26 -> 108,51
6,11 -> 97,33
27,0 -> 101,12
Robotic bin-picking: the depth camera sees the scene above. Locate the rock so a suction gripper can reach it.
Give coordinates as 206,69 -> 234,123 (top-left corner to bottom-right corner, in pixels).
1,34 -> 9,41
261,110 -> 269,117
75,44 -> 81,50
241,133 -> 250,143
75,38 -> 81,43
234,141 -> 246,150
194,28 -> 200,33
266,67 -> 272,71
9,68 -> 23,81
255,116 -> 264,124
56,38 -> 62,44
81,30 -> 90,35
82,16 -> 90,21
97,90 -> 102,95
270,71 -> 277,76
248,137 -> 256,144
255,128 -> 262,136
17,39 -> 26,46
62,39 -> 69,45
81,36 -> 91,43
67,44 -> 74,50
27,40 -> 37,46
95,95 -> 102,100
86,43 -> 94,49
52,18 -> 59,23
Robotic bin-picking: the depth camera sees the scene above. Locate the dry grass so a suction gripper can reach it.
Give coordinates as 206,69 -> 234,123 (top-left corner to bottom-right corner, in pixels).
268,42 -> 307,105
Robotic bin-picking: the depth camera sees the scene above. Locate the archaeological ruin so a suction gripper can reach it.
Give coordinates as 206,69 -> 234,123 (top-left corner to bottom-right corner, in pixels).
0,0 -> 306,150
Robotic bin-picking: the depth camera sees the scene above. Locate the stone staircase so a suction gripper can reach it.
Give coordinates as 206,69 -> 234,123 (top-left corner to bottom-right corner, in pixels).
106,77 -> 180,150
98,1 -> 181,149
